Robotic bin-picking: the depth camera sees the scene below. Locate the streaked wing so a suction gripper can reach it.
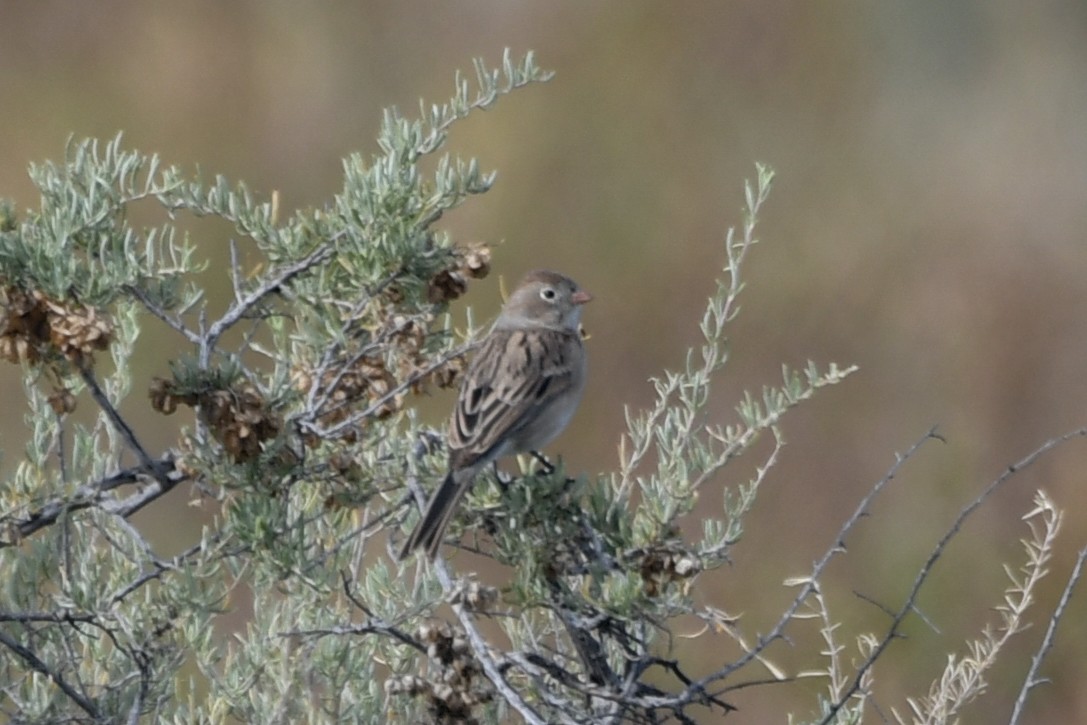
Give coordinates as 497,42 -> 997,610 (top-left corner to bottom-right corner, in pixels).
449,329 -> 580,468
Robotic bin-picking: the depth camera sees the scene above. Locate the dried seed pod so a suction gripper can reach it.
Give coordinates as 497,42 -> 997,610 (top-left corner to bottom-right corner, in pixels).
47,388 -> 77,415
458,243 -> 491,279
427,269 -> 468,304
0,286 -> 113,365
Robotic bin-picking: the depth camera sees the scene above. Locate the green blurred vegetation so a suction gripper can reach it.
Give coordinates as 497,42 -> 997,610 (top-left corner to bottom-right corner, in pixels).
2,3 -> 1086,721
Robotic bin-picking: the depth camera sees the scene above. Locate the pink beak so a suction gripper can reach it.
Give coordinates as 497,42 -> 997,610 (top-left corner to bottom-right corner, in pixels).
571,289 -> 593,305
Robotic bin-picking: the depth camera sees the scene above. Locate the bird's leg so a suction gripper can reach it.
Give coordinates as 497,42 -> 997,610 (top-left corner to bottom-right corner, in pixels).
530,450 -> 555,475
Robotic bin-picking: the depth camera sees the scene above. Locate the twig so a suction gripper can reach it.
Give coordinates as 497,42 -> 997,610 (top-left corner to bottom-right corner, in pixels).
307,341 -> 475,440
0,629 -> 102,720
853,590 -> 940,635
416,503 -> 551,725
0,456 -> 185,548
1009,544 -> 1087,725
0,611 -> 97,624
278,573 -> 426,654
301,271 -> 402,413
819,427 -> 1087,724
124,283 -> 201,344
700,429 -> 944,699
281,623 -> 426,654
201,240 -> 335,365
76,360 -> 161,482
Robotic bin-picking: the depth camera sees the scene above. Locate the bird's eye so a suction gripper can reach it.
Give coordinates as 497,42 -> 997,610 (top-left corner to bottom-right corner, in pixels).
540,287 -> 557,301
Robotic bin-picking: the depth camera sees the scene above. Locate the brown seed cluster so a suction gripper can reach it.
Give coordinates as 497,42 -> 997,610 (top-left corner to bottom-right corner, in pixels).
386,314 -> 466,395
0,286 -> 113,365
293,312 -> 466,444
427,243 -> 491,304
149,378 -> 280,463
637,544 -> 702,597
385,621 -> 492,723
293,355 -> 399,441
47,387 -> 77,415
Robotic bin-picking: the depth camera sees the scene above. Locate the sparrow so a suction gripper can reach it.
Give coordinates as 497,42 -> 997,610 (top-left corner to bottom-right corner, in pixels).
399,269 -> 591,559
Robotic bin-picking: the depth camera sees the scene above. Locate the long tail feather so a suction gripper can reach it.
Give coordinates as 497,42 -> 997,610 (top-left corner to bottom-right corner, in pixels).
399,470 -> 473,560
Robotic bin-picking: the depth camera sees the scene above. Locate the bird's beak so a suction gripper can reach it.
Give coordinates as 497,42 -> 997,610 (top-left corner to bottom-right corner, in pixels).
571,289 -> 593,305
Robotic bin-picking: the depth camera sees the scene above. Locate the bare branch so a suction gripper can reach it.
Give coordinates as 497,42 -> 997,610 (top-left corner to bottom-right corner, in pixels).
201,239 -> 336,365
123,283 -> 201,344
819,427 -> 1087,724
1009,544 -> 1087,725
76,360 -> 160,480
0,456 -> 186,548
413,490 -> 551,725
0,611 -> 97,624
702,428 -> 944,699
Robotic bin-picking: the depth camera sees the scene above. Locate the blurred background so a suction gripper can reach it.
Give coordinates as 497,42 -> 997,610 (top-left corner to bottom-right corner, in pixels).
2,2 -> 1086,721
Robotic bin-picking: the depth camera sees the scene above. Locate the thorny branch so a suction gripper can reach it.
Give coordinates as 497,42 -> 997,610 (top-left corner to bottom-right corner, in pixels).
694,429 -> 945,702
817,427 -> 1087,724
1009,545 -> 1087,724
401,425 -> 1086,723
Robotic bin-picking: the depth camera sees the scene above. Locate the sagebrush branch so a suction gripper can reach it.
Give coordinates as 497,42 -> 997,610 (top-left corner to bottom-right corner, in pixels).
0,455 -> 184,548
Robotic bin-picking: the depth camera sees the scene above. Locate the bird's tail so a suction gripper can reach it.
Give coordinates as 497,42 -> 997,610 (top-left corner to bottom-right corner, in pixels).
399,470 -> 473,560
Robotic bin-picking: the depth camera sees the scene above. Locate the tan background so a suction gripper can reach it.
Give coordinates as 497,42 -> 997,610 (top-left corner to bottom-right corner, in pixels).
2,3 -> 1086,721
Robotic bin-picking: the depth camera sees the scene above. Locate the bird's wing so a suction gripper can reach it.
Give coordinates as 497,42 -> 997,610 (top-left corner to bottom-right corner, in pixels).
449,328 -> 580,469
